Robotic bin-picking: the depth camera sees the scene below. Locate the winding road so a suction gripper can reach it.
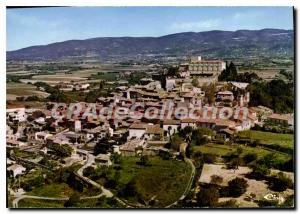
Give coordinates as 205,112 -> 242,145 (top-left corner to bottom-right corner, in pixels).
11,148 -> 195,208
75,149 -> 113,198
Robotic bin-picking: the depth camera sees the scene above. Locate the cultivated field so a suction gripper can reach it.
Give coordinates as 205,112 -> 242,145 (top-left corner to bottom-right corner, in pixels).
193,142 -> 290,162
237,130 -> 294,150
6,83 -> 49,100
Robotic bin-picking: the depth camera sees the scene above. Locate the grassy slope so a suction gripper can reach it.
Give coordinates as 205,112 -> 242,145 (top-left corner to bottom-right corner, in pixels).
18,199 -> 65,208
27,183 -> 75,198
109,156 -> 192,207
193,142 -> 290,162
7,82 -> 49,99
238,130 -> 294,149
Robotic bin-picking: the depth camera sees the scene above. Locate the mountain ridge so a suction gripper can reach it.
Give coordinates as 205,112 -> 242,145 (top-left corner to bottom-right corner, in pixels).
7,28 -> 294,61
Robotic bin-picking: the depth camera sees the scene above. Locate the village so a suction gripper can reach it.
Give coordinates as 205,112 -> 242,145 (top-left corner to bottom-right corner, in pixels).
7,56 -> 294,208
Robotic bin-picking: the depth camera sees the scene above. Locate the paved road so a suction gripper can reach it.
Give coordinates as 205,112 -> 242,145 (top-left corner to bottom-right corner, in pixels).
12,148 -> 133,208
12,152 -> 195,208
75,149 -> 131,207
76,150 -> 113,197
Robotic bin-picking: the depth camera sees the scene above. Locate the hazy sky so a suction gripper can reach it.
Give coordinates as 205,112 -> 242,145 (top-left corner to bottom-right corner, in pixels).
7,7 -> 293,51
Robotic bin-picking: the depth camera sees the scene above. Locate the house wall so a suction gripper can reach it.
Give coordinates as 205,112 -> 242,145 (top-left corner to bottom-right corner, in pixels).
128,129 -> 145,139
181,122 -> 196,129
163,125 -> 178,136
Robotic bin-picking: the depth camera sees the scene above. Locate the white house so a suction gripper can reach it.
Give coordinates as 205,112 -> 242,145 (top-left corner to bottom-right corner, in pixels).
180,118 -> 197,129
7,108 -> 26,122
128,123 -> 148,139
7,164 -> 26,177
35,132 -> 53,142
163,119 -> 180,137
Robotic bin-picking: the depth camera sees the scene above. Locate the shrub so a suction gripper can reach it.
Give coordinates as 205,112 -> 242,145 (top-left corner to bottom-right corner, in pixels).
280,194 -> 294,208
118,179 -> 137,198
228,177 -> 248,197
256,199 -> 278,208
210,175 -> 223,185
268,172 -> 293,192
250,164 -> 270,180
202,153 -> 216,163
218,199 -> 238,208
25,95 -> 40,101
243,153 -> 257,164
196,186 -> 219,207
64,192 -> 80,207
137,155 -> 150,166
83,166 -> 95,177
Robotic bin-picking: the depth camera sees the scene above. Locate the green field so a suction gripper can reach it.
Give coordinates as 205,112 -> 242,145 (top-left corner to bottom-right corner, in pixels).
106,156 -> 192,207
76,197 -> 125,208
91,72 -> 119,81
17,196 -> 124,208
18,198 -> 65,208
10,148 -> 39,159
238,130 -> 294,149
193,142 -> 290,162
27,183 -> 75,198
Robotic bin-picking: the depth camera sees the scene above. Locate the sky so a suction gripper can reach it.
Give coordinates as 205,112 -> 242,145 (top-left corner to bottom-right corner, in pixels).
7,7 -> 294,51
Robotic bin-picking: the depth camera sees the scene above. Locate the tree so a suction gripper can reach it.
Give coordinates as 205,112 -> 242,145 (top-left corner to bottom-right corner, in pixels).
170,134 -> 184,151
196,186 -> 219,207
25,95 -> 40,102
227,157 -> 243,170
158,150 -> 171,160
64,192 -> 80,207
32,110 -> 45,119
47,143 -> 73,158
139,155 -> 149,166
249,79 -> 293,114
191,129 -> 210,146
281,158 -> 293,172
20,173 -> 44,191
250,164 -> 270,180
218,61 -> 238,81
202,83 -> 216,105
192,78 -> 199,87
94,138 -> 110,155
118,179 -> 137,198
96,196 -> 107,207
218,199 -> 238,208
202,153 -> 217,164
111,153 -> 121,164
243,153 -> 257,164
179,126 -> 193,142
257,153 -> 276,168
228,177 -> 248,197
83,166 -> 95,177
166,66 -> 179,77
67,175 -> 84,192
269,172 -> 293,192
210,175 -> 223,185
99,81 -> 105,90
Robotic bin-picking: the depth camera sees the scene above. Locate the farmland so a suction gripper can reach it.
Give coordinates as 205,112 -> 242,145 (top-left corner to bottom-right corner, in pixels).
237,130 -> 294,150
6,82 -> 49,100
193,142 -> 291,163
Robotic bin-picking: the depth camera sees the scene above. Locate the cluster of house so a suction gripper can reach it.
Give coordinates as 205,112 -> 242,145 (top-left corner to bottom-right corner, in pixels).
57,82 -> 90,92
6,57 -> 294,176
